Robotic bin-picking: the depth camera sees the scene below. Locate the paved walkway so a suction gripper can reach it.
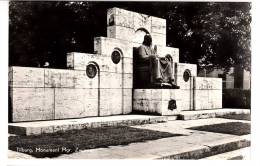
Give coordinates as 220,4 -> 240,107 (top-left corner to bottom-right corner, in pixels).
8,118 -> 250,159
56,118 -> 250,159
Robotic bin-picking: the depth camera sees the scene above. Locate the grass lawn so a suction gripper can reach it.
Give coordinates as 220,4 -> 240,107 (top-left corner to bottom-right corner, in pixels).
9,126 -> 183,158
217,113 -> 251,121
188,122 -> 250,136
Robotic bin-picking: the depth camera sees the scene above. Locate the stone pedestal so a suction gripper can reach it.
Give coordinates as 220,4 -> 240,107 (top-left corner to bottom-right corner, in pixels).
133,89 -> 181,115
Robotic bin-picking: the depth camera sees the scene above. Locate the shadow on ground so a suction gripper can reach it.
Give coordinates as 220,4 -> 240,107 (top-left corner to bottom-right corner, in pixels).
188,122 -> 250,136
9,126 -> 184,158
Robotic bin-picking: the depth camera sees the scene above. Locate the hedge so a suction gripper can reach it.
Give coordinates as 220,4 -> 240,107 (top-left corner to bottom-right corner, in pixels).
222,89 -> 251,109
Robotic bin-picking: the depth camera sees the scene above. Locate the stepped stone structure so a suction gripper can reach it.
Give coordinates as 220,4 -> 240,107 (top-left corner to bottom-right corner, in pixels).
9,8 -> 222,122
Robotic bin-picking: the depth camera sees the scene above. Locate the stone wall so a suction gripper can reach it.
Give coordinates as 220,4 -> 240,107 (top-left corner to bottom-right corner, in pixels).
193,77 -> 222,110
9,67 -> 99,122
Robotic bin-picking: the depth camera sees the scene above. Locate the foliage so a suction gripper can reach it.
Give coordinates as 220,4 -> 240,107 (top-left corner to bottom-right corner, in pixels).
165,2 -> 251,72
9,2 -> 251,71
223,88 -> 251,109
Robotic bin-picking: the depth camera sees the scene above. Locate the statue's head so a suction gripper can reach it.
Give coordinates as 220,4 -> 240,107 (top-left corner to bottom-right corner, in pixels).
142,34 -> 152,46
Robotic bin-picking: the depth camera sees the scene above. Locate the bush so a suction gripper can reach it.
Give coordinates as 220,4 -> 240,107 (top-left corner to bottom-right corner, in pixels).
223,89 -> 251,109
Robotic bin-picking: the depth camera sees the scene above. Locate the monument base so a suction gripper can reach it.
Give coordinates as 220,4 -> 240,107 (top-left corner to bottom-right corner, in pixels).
133,89 -> 181,115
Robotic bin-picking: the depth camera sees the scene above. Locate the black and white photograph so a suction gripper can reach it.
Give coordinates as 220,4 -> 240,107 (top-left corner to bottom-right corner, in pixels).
2,0 -> 254,162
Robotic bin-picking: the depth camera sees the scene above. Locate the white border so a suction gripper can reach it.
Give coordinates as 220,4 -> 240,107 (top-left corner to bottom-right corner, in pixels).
1,0 -> 260,166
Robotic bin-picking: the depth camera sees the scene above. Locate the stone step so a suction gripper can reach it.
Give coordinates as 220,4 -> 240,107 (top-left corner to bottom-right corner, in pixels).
9,115 -> 168,136
200,147 -> 250,160
166,115 -> 179,121
156,135 -> 250,159
177,108 -> 250,120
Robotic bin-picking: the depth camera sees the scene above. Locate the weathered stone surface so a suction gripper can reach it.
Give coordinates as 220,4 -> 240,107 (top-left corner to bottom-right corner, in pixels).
151,16 -> 166,34
193,77 -> 222,110
67,52 -> 125,73
44,69 -> 75,88
123,88 -> 132,114
54,88 -> 99,119
133,89 -> 190,112
107,8 -> 134,28
194,77 -> 222,90
11,88 -> 54,122
175,63 -> 197,77
123,73 -> 133,89
133,89 -> 181,115
179,89 -> 194,111
175,63 -> 197,89
66,53 -> 98,71
8,115 -> 168,136
194,89 -> 222,110
74,70 -> 99,89
133,12 -> 152,33
107,26 -> 135,42
151,33 -> 166,46
99,88 -> 123,116
94,37 -> 133,58
122,57 -> 133,74
99,72 -> 122,89
9,67 -> 44,87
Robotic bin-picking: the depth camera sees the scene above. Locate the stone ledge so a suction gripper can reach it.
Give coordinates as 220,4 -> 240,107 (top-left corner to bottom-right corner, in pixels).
178,109 -> 250,120
9,115 -> 168,136
157,136 -> 250,159
200,147 -> 250,160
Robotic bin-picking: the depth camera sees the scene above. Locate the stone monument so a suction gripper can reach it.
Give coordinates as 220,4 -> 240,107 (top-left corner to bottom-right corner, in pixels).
8,7 -> 222,122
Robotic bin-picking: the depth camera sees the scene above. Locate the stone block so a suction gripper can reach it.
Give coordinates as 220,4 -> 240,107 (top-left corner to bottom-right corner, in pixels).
9,67 -> 44,88
67,52 -> 124,73
123,73 -> 133,89
94,37 -> 133,58
44,69 -> 75,88
194,77 -> 222,90
176,75 -> 194,90
179,89 -> 194,111
66,53 -> 98,71
11,88 -> 54,122
175,63 -> 197,89
123,88 -> 132,114
99,88 -> 123,116
123,57 -> 133,74
133,12 -> 152,33
156,46 -> 179,63
133,99 -> 156,114
74,70 -> 99,89
133,89 -> 181,115
107,8 -> 134,28
133,89 -> 152,100
107,26 -> 135,42
151,33 -> 166,46
194,89 -> 222,110
151,16 -> 166,34
54,88 -> 99,119
100,72 -> 122,89
176,63 -> 197,77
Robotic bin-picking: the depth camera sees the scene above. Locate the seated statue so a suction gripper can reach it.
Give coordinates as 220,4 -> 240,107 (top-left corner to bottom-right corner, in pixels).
137,34 -> 179,88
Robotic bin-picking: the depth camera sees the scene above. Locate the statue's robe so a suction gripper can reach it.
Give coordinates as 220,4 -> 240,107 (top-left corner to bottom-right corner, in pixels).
137,44 -> 174,85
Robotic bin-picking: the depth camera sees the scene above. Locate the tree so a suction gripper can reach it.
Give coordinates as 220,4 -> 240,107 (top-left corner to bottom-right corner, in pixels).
9,2 -> 251,72
166,2 -> 251,72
